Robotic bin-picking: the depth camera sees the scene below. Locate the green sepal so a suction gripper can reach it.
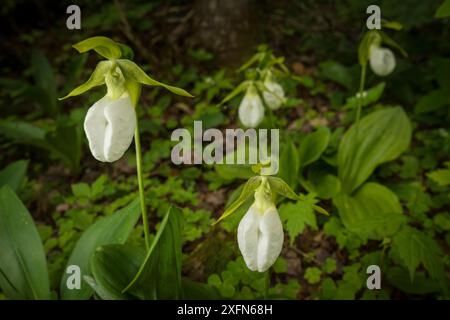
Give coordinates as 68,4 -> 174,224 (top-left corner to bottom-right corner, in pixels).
219,81 -> 250,106
59,61 -> 111,100
117,59 -> 193,97
73,36 -> 122,60
266,176 -> 298,201
213,176 -> 262,224
379,31 -> 408,58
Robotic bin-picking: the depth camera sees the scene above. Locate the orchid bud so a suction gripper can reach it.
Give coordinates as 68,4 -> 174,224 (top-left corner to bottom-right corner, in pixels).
238,85 -> 264,128
369,45 -> 396,76
262,79 -> 285,110
237,184 -> 283,272
84,93 -> 136,162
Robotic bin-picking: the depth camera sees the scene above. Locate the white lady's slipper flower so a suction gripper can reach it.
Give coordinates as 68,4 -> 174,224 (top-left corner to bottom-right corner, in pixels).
84,93 -> 136,162
237,186 -> 283,272
369,45 -> 396,76
238,86 -> 264,128
262,79 -> 285,110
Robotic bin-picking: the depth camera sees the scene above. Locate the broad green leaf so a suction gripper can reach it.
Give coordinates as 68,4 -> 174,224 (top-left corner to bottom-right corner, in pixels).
0,186 -> 50,299
72,36 -> 122,60
88,244 -> 145,300
392,226 -> 445,282
333,182 -> 405,240
0,120 -> 48,149
214,176 -> 262,224
435,0 -> 450,18
278,140 -> 299,190
302,165 -> 340,199
0,160 -> 28,192
123,206 -> 184,299
344,82 -> 385,110
60,61 -> 111,99
117,59 -> 193,97
319,61 -> 354,90
338,107 -> 411,193
298,127 -> 330,167
60,199 -> 141,300
386,267 -> 440,295
414,89 -> 449,114
279,195 -> 318,244
31,49 -> 58,114
182,278 -> 221,299
45,123 -> 82,173
267,176 -> 298,200
427,168 -> 450,186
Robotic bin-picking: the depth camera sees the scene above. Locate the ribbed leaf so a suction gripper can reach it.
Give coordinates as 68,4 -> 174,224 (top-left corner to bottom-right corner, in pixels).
338,107 -> 411,194
0,186 -> 50,299
60,199 -> 141,300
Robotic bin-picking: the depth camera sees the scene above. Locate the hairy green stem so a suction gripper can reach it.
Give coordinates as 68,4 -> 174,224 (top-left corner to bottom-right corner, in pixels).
134,116 -> 150,251
355,64 -> 367,129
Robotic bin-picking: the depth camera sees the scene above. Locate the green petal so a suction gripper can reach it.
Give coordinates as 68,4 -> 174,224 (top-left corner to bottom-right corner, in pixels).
117,59 -> 193,97
59,61 -> 111,100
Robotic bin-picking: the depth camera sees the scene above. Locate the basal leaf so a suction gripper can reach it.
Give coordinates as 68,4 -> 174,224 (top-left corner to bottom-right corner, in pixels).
338,107 -> 411,194
333,182 -> 405,240
0,160 -> 28,192
0,186 -> 50,299
123,206 -> 184,299
60,199 -> 141,300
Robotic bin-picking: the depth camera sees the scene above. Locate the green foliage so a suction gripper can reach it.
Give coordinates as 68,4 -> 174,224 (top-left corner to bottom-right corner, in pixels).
338,107 -> 412,193
279,194 -> 318,244
60,199 -> 141,300
0,186 -> 50,299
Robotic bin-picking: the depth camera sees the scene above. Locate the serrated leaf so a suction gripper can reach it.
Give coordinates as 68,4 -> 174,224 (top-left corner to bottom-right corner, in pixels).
117,59 -> 193,97
60,61 -> 111,99
214,176 -> 262,224
392,226 -> 445,282
72,36 -> 122,60
279,195 -> 317,244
